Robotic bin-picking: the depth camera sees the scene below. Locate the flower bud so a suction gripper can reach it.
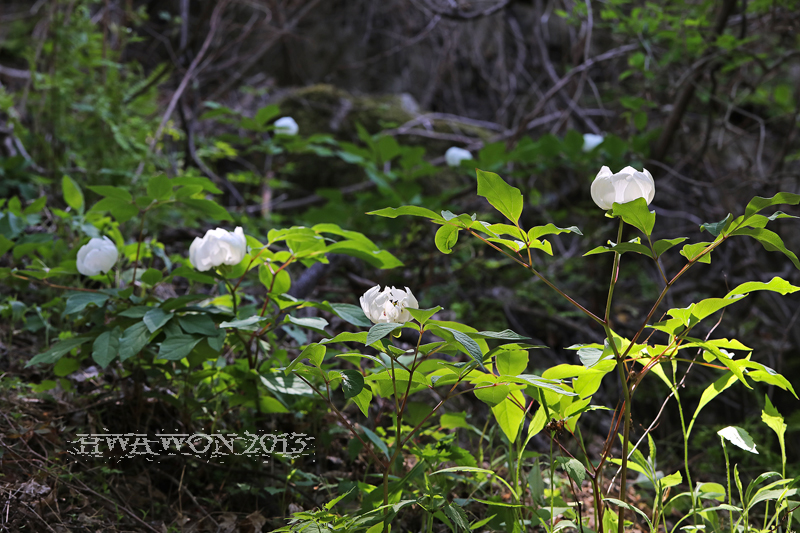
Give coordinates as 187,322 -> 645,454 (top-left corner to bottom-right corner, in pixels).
77,236 -> 119,276
359,285 -> 419,324
189,227 -> 247,272
591,165 -> 655,210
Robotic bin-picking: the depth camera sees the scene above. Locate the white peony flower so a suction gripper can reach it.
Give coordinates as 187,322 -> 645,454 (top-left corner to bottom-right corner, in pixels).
189,227 -> 247,272
274,116 -> 299,136
76,236 -> 119,276
590,165 -> 655,210
582,133 -> 605,152
445,147 -> 473,167
359,285 -> 419,324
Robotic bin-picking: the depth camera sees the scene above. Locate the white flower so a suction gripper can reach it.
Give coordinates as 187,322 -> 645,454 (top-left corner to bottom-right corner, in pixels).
590,165 -> 655,210
359,285 -> 419,324
582,133 -> 605,152
274,116 -> 299,136
445,147 -> 473,167
76,236 -> 119,276
189,227 -> 247,272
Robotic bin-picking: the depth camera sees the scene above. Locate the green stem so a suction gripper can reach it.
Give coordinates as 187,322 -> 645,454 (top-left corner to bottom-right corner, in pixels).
721,439 -> 733,533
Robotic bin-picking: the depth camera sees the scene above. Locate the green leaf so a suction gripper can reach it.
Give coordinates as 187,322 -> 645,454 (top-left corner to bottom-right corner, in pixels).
730,227 -> 800,270
584,241 -> 652,256
741,192 -> 800,225
255,105 -> 280,127
557,457 -> 586,485
178,314 -> 218,336
726,277 -> 800,298
220,316 -> 268,329
0,235 -> 13,257
687,372 -> 738,438
147,175 -> 173,200
496,349 -> 528,375
26,337 -> 90,366
718,426 -> 758,454
604,498 -> 653,531
761,395 -> 786,468
443,503 -> 470,532
140,268 -> 163,286
360,425 -> 390,459
472,329 -> 530,341
283,315 -> 328,334
258,265 -> 291,294
92,328 -> 120,368
89,197 -> 139,223
610,197 -> 655,236
330,303 -> 372,327
143,308 -> 173,333
341,369 -> 365,399
64,293 -> 109,315
158,334 -> 202,361
407,306 -> 442,326
476,169 -> 524,224
680,242 -> 712,264
474,383 -> 511,407
367,206 -> 445,222
351,388 -> 372,417
491,389 -> 526,442
529,223 -> 582,239
436,326 -> 486,370
435,224 -> 459,254
286,343 -> 326,373
366,322 -> 403,345
180,198 -> 233,221
87,185 -> 133,201
119,322 -> 151,362
62,176 -> 84,211
701,214 -> 732,237
653,237 -> 688,256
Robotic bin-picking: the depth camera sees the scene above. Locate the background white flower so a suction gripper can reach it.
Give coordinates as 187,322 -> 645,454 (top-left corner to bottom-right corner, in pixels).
445,146 -> 473,167
360,285 -> 419,324
189,227 -> 247,272
274,116 -> 299,136
591,165 -> 655,210
582,133 -> 605,152
77,236 -> 119,276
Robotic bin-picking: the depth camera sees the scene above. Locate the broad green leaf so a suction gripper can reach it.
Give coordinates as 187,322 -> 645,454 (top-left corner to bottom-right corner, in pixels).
62,176 -> 84,211
64,292 -> 109,314
476,169 -> 523,224
443,502 -> 470,532
741,360 -> 797,397
341,369 -> 365,399
604,498 -> 653,531
92,328 -> 120,368
660,471 -> 683,490
119,322 -> 151,361
0,235 -> 13,257
366,206 -> 445,223
529,223 -> 582,240
330,303 -> 372,327
680,242 -> 713,264
143,308 -> 173,333
89,197 -> 139,223
491,389 -> 526,442
87,185 -> 132,201
178,314 -> 217,336
556,457 -> 586,485
181,198 -> 233,221
761,395 -> 786,471
147,175 -> 173,200
653,237 -> 688,256
726,277 -> 800,298
26,337 -> 90,366
496,349 -> 528,375
322,331 -> 369,345
436,326 -> 486,370
690,295 -> 745,322
406,306 -> 442,326
513,374 -> 577,396
351,388 -> 372,417
283,315 -> 328,334
301,343 -> 326,368
360,425 -> 389,458
474,383 -> 511,407
435,224 -> 459,254
260,373 -> 315,397
258,265 -> 291,294
730,227 -> 800,270
718,426 -> 758,454
700,214 -> 732,237
471,329 -> 530,341
140,268 -> 163,286
741,192 -> 800,224
158,334 -> 202,360
219,315 -> 268,329
366,322 -> 403,345
610,197 -> 655,236
687,372 -> 738,438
